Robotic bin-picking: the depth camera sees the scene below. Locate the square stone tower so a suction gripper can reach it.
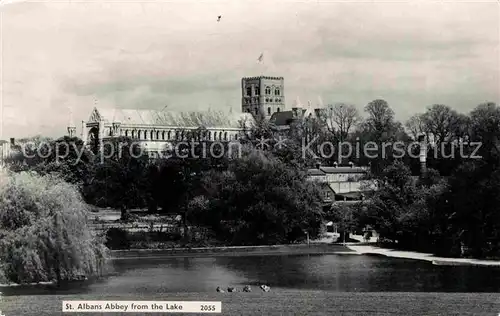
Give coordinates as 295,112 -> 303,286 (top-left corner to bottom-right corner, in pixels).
241,76 -> 285,119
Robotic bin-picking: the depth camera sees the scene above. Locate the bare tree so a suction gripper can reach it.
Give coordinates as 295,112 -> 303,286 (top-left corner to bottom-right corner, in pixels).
421,104 -> 464,144
405,114 -> 426,140
320,103 -> 360,141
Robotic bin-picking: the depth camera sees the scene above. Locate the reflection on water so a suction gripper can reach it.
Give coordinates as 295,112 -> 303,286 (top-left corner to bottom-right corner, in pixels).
2,254 -> 500,297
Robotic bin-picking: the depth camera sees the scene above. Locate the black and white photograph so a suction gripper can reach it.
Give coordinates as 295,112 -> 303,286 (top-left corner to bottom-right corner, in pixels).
0,0 -> 499,315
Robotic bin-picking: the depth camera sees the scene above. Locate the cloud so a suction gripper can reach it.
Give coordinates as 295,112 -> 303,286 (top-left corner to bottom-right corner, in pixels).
2,0 -> 499,138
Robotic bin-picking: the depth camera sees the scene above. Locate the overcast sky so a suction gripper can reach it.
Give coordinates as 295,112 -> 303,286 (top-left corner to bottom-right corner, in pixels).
1,0 -> 499,138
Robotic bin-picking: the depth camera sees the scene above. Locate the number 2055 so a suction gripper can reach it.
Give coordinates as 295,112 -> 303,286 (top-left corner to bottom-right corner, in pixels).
201,305 -> 216,311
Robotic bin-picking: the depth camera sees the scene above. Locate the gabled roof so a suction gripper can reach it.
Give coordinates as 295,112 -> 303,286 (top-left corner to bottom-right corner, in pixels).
321,182 -> 336,193
89,107 -> 254,129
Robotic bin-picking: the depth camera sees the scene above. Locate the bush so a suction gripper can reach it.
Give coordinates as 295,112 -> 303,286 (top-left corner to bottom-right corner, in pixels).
0,171 -> 108,284
105,228 -> 131,250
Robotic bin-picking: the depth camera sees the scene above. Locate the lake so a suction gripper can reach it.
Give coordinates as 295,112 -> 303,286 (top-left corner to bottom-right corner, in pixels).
2,254 -> 500,315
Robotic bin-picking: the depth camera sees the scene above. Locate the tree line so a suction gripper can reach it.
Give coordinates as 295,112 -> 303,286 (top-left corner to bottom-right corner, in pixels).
3,99 -> 500,260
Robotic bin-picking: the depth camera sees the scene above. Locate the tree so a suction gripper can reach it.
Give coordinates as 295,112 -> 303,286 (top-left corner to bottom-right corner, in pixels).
190,147 -> 325,245
405,114 -> 426,140
363,99 -> 397,140
438,160 -> 500,258
0,171 -> 108,284
357,161 -> 432,248
325,204 -> 360,243
468,102 -> 500,165
82,137 -> 150,220
354,100 -> 410,175
320,103 -> 360,142
5,136 -> 94,187
420,104 -> 464,144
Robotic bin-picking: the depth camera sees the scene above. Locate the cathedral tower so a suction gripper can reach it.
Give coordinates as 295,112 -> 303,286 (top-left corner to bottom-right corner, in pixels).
241,76 -> 285,119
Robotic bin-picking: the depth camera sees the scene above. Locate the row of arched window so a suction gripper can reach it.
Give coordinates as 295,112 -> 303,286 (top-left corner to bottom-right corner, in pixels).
246,86 -> 281,97
120,129 -> 239,141
264,86 -> 281,96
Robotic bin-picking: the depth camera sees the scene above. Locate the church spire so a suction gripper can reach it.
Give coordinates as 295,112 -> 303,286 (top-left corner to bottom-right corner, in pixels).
317,96 -> 324,108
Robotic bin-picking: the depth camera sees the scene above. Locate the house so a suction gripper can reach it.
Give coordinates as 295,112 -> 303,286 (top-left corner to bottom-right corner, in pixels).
307,163 -> 371,203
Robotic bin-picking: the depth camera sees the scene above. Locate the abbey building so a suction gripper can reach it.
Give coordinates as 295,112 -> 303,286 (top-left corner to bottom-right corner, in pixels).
73,75 -> 323,156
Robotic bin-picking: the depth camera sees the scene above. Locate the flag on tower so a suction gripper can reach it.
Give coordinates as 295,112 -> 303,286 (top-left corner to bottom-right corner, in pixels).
257,53 -> 264,63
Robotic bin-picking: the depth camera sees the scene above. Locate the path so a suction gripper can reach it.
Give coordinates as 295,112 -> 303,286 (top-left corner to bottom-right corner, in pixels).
347,244 -> 500,266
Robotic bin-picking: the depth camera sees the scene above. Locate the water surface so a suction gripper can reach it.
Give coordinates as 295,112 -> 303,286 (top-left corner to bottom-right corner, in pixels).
2,254 -> 500,315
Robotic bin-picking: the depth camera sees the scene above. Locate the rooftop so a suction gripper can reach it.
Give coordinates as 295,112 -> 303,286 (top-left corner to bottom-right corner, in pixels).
319,166 -> 368,174
89,107 -> 254,129
307,169 -> 326,176
270,110 -> 307,126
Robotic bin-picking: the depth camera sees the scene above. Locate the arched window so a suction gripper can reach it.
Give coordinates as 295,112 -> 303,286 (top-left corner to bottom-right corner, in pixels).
138,130 -> 143,139
132,130 -> 136,138
144,130 -> 148,140
208,131 -> 212,140
219,132 -> 223,140
255,86 -> 260,95
125,130 -> 129,137
175,131 -> 179,140
275,88 -> 280,96
162,131 -> 165,140
267,107 -> 271,115
156,131 -> 160,139
168,131 -> 171,140
265,86 -> 271,95
277,107 -> 281,112
246,87 -> 252,96
150,130 -> 154,140
224,132 -> 227,140
235,133 -> 239,140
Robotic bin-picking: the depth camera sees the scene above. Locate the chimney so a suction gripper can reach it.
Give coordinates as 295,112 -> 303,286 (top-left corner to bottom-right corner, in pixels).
418,134 -> 427,176
10,138 -> 15,146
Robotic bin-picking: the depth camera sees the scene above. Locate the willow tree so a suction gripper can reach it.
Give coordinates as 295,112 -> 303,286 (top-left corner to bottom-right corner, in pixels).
0,171 -> 108,284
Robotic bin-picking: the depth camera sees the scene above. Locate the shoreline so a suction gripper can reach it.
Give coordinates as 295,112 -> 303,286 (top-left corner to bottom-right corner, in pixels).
346,244 -> 500,267
4,243 -> 499,288
0,244 -> 351,287
109,243 -> 352,259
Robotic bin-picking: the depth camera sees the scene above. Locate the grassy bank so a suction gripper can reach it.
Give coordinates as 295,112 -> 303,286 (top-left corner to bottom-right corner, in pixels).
110,243 -> 353,259
3,291 -> 499,315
